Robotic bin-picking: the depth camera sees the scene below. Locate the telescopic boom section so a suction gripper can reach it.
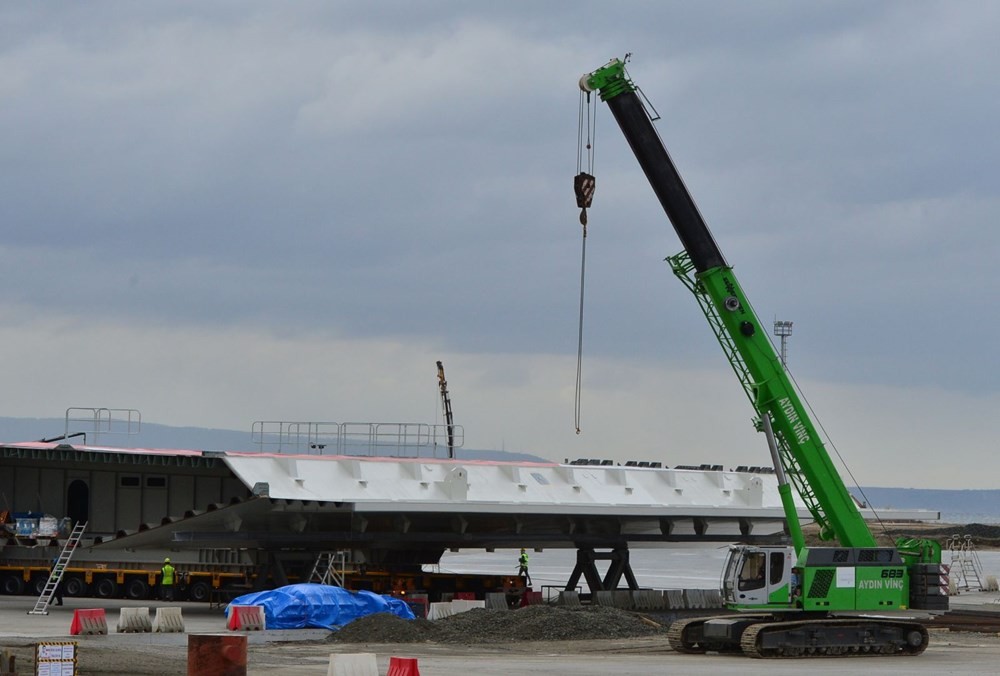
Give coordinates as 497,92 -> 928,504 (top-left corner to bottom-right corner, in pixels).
581,58 -> 876,549
580,60 -> 726,274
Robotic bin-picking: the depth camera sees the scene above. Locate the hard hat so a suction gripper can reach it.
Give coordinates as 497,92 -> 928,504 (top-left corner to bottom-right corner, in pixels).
164,557 -> 171,562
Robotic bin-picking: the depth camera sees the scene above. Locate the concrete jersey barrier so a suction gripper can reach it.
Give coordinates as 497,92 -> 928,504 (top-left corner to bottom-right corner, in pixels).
116,607 -> 152,633
152,607 -> 185,633
327,652 -> 378,676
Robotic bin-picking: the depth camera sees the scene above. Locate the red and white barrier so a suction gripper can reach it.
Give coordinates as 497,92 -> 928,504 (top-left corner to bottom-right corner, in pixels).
227,604 -> 266,631
70,608 -> 108,635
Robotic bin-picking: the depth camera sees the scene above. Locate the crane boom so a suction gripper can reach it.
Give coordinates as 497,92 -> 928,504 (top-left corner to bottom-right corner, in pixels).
436,361 -> 455,459
578,56 -> 946,659
580,58 -> 874,548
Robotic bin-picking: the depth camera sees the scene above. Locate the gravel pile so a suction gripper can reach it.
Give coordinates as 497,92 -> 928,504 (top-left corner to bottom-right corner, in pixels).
329,606 -> 665,644
801,522 -> 1000,549
889,523 -> 1000,548
914,523 -> 1000,539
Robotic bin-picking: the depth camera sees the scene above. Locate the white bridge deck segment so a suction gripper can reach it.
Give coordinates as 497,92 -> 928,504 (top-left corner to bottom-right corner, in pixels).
0,442 -> 935,560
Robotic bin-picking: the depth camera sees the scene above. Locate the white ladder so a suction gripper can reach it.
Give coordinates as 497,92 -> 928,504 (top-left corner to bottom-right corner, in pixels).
28,521 -> 87,615
308,551 -> 346,587
948,534 -> 984,592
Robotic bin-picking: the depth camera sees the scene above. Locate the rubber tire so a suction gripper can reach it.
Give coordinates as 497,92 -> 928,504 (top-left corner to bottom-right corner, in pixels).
188,581 -> 211,603
32,576 -> 49,596
0,574 -> 25,596
64,576 -> 89,597
94,577 -> 119,599
125,577 -> 149,600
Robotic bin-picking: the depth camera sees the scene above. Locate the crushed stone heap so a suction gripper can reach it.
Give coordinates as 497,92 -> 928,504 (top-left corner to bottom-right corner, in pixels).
328,605 -> 666,644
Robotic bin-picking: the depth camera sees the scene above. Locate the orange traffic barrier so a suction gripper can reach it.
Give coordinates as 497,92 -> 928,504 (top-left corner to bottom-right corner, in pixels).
226,605 -> 265,631
70,608 -> 108,635
386,656 -> 420,676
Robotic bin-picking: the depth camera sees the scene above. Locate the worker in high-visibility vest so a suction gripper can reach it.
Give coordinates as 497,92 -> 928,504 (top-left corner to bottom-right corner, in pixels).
49,557 -> 64,606
160,557 -> 177,601
517,548 -> 532,586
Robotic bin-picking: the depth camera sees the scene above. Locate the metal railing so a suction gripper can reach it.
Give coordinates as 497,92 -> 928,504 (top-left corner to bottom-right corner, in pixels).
250,420 -> 464,457
64,408 -> 141,445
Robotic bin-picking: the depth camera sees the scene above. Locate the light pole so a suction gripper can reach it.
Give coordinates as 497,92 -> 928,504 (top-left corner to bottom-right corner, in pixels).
774,320 -> 793,367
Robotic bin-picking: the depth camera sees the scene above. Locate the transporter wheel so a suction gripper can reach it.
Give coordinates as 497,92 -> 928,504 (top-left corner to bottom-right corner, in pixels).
187,580 -> 211,603
94,577 -> 119,599
0,574 -> 25,595
31,575 -> 49,596
64,576 -> 89,597
125,577 -> 150,600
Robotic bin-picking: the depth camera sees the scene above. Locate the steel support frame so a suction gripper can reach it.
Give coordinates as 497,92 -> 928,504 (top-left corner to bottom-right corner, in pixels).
565,547 -> 639,593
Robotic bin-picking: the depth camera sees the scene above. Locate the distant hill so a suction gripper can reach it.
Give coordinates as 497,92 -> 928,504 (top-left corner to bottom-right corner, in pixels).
0,416 -> 547,463
850,487 -> 1000,522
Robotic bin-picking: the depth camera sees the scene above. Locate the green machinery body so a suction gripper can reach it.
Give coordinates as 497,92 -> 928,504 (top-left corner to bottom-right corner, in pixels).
580,58 -> 946,656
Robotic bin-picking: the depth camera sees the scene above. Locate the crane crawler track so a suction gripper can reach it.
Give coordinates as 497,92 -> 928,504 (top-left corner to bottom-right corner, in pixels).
666,617 -> 704,654
739,618 -> 929,658
666,614 -> 772,654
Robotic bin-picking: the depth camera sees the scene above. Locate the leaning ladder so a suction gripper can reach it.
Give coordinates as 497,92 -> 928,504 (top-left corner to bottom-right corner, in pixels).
28,521 -> 88,615
308,551 -> 346,587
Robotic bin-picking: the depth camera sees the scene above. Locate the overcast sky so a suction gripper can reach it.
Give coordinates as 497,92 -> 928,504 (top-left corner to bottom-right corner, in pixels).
1,1 -> 997,489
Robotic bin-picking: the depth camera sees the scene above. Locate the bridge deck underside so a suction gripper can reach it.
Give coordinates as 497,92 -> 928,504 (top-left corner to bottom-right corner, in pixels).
91,497 -> 787,556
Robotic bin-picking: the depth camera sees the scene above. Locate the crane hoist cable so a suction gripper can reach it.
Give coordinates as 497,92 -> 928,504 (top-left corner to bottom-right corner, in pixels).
573,89 -> 597,434
574,218 -> 587,435
570,57 -> 661,435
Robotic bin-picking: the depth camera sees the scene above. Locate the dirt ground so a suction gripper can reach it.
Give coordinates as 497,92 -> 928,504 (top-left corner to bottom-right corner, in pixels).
4,628 -> 1000,675
4,522 -> 996,674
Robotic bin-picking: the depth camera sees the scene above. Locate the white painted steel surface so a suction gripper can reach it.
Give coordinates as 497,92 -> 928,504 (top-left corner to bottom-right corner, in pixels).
222,453 -> 793,517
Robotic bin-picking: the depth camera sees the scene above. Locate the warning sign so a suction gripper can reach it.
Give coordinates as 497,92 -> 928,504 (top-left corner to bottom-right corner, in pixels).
35,641 -> 77,676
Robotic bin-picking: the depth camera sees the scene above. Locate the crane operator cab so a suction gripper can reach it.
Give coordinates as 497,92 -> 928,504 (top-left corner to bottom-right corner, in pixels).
722,545 -> 798,610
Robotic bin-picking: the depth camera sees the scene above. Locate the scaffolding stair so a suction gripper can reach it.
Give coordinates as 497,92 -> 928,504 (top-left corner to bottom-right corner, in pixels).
308,551 -> 347,587
28,521 -> 87,615
948,534 -> 984,592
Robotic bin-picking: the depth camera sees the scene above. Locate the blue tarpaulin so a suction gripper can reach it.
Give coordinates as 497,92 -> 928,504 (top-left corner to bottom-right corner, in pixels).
227,584 -> 415,630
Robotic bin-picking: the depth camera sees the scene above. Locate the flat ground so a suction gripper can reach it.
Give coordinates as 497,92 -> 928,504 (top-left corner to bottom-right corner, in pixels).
4,523 -> 999,675
5,630 -> 1000,675
3,595 -> 1000,675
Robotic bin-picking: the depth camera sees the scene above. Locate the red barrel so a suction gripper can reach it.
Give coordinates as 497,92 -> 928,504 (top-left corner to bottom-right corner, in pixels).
187,634 -> 247,676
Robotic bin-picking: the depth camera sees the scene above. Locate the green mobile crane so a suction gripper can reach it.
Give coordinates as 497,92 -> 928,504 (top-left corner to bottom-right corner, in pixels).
579,57 -> 948,658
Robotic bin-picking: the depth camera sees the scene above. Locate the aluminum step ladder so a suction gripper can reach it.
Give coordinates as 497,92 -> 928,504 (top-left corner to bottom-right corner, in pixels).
947,534 -> 984,592
28,521 -> 87,615
308,551 -> 346,587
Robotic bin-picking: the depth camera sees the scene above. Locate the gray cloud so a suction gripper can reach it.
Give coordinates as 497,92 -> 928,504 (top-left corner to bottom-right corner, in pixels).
1,2 -> 998,487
